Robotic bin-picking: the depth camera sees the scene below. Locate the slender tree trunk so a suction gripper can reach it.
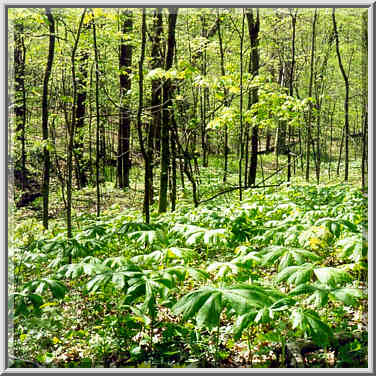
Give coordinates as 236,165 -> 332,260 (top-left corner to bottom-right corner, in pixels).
239,10 -> 245,200
200,16 -> 209,168
337,125 -> 345,176
88,63 -> 94,180
287,10 -> 297,183
118,10 -> 133,189
266,130 -> 271,152
333,8 -> 350,181
361,11 -> 368,192
14,21 -> 27,190
171,131 -> 177,211
275,65 -> 287,156
246,8 -> 260,187
306,9 -> 317,182
92,12 -> 101,218
74,49 -> 89,189
42,8 -> 55,229
328,101 -> 336,180
135,9 -> 151,223
67,9 -> 86,262
217,12 -> 229,183
159,8 -> 178,214
150,8 -> 163,203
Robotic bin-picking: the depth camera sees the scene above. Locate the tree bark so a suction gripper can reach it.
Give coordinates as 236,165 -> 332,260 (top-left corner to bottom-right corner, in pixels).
74,48 -> 89,189
135,9 -> 151,223
246,8 -> 260,187
332,8 -> 350,182
238,10 -> 245,200
306,9 -> 317,182
14,20 -> 27,190
66,9 -> 86,248
42,8 -> 55,229
217,12 -> 229,183
150,8 -> 163,203
287,9 -> 297,183
361,11 -> 368,192
118,10 -> 133,189
92,11 -> 101,218
159,8 -> 178,214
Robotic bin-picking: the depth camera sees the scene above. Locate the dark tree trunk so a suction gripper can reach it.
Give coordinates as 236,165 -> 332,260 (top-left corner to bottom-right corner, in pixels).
217,13 -> 229,183
14,20 -> 27,190
266,130 -> 271,152
118,10 -> 133,189
246,8 -> 260,187
74,49 -> 89,189
306,9 -> 317,182
135,9 -> 151,223
275,65 -> 287,156
66,9 -> 86,252
333,9 -> 350,182
42,8 -> 55,229
150,8 -> 163,203
361,11 -> 367,192
159,8 -> 178,214
287,10 -> 297,183
92,12 -> 101,218
238,10 -> 245,201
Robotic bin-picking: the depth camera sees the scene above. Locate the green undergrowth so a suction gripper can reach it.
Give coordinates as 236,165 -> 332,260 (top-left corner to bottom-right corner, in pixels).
9,182 -> 368,368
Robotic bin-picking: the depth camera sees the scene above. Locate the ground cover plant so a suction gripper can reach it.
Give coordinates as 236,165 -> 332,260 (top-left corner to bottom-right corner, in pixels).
8,6 -> 368,369
9,182 -> 368,368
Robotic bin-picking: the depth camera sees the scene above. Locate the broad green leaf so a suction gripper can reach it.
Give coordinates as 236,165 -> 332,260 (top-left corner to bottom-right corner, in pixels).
314,267 -> 351,287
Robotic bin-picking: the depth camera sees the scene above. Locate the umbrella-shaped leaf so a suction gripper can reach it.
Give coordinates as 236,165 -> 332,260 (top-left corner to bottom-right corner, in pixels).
330,287 -> 363,306
314,267 -> 351,287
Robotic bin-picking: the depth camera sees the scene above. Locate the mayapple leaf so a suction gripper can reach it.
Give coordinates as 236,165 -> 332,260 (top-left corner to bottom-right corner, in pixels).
314,267 -> 351,288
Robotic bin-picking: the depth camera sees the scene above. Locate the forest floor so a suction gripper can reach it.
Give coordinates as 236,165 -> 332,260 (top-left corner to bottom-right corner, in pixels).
9,154 -> 368,368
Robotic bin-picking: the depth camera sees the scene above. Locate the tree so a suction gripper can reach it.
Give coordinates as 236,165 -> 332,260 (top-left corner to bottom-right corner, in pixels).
149,8 -> 163,202
332,8 -> 350,182
41,8 -> 55,229
117,10 -> 133,189
66,9 -> 87,246
14,19 -> 27,190
306,9 -> 317,182
246,8 -> 260,187
73,21 -> 90,189
159,8 -> 178,214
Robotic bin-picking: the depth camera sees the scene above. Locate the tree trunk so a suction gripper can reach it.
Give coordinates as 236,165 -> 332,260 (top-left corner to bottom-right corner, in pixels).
275,65 -> 287,156
14,20 -> 27,191
92,12 -> 101,218
150,8 -> 163,203
246,8 -> 260,187
159,8 -> 178,214
74,49 -> 89,189
118,10 -> 133,189
361,11 -> 367,192
306,9 -> 317,182
333,8 -> 350,182
135,9 -> 151,223
287,10 -> 297,183
217,12 -> 229,183
42,8 -> 55,229
238,10 -> 245,200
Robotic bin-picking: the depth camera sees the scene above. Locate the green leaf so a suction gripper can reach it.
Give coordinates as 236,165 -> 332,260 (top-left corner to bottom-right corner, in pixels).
196,291 -> 222,329
313,267 -> 351,287
44,279 -> 67,299
290,308 -> 332,345
233,311 -> 257,340
87,273 -> 111,292
276,263 -> 315,285
329,287 -> 363,306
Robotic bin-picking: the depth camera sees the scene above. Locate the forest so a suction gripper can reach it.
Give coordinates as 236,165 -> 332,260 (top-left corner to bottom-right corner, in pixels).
8,7 -> 368,368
